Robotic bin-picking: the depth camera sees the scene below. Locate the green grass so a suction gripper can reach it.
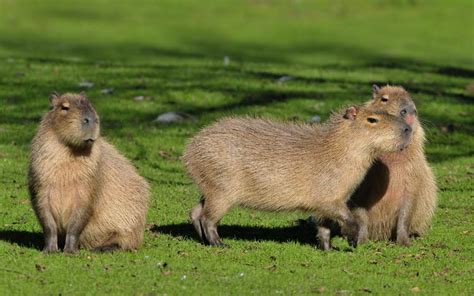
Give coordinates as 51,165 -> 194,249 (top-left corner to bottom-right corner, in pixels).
0,0 -> 473,294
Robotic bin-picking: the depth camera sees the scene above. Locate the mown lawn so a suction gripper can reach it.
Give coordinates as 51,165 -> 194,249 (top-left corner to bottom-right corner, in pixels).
0,0 -> 473,295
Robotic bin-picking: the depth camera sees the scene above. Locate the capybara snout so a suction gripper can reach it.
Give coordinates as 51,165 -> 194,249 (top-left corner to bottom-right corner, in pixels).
48,92 -> 100,148
368,84 -> 418,127
400,103 -> 417,126
81,109 -> 99,136
356,109 -> 413,154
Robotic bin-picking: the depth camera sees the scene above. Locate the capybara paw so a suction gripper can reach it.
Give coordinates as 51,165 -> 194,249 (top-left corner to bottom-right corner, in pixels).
341,223 -> 359,247
208,240 -> 227,247
91,244 -> 120,253
348,236 -> 358,248
42,245 -> 59,254
317,240 -> 331,251
397,234 -> 411,247
63,246 -> 79,254
356,231 -> 368,246
357,236 -> 368,246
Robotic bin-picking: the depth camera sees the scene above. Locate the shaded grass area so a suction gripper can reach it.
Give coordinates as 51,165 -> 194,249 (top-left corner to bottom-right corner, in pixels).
0,0 -> 473,295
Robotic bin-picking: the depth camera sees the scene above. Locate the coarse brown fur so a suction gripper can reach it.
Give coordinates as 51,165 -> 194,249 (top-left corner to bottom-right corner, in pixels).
314,85 -> 437,249
183,106 -> 412,247
28,93 -> 150,253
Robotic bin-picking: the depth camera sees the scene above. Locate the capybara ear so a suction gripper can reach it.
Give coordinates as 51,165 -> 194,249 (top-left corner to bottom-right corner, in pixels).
49,92 -> 60,108
79,91 -> 86,97
343,106 -> 358,120
372,84 -> 380,100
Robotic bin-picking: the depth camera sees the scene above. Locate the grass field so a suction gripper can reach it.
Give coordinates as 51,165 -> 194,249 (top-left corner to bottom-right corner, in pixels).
0,0 -> 473,294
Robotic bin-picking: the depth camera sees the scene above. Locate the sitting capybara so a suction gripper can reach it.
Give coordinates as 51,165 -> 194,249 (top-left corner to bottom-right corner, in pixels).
314,85 -> 437,250
182,106 -> 412,247
28,92 -> 150,253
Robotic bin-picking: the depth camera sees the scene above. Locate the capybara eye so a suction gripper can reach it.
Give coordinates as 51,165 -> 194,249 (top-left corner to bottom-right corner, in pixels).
367,117 -> 378,124
400,109 -> 407,116
61,105 -> 69,111
381,98 -> 388,102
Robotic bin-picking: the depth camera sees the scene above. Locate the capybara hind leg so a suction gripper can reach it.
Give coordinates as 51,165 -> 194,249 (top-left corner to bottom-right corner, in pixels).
64,208 -> 91,254
91,243 -> 121,253
89,231 -> 139,252
190,198 -> 205,240
40,208 -> 59,253
201,217 -> 225,247
200,200 -> 231,246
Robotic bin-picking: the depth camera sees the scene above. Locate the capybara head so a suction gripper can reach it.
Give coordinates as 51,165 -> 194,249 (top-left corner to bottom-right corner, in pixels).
47,92 -> 100,148
343,106 -> 412,153
369,85 -> 418,128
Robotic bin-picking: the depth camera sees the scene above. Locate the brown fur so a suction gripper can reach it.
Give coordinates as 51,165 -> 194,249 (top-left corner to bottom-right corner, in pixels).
314,85 -> 437,249
28,93 -> 150,253
183,106 -> 412,246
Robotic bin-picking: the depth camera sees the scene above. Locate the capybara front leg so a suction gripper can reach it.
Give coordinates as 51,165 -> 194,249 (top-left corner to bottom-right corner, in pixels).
396,197 -> 412,246
328,202 -> 359,247
40,208 -> 59,253
317,223 -> 332,251
201,216 -> 225,247
352,207 -> 369,246
64,208 -> 91,254
341,217 -> 359,247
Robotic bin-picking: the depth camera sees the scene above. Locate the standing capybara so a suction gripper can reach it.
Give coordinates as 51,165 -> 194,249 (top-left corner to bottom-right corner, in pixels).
28,93 -> 150,253
314,85 -> 437,249
182,106 -> 412,247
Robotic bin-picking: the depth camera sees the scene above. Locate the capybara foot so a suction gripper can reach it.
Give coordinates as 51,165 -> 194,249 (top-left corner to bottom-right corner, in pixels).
342,220 -> 359,248
42,245 -> 59,254
317,226 -> 332,251
357,235 -> 368,246
356,227 -> 369,246
205,229 -> 226,247
92,243 -> 121,253
208,238 -> 227,247
396,233 -> 411,247
63,246 -> 79,254
201,217 -> 225,246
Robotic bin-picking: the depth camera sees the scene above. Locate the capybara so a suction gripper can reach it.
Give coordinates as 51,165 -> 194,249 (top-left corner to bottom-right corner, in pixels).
183,106 -> 412,247
314,85 -> 437,249
28,92 -> 150,253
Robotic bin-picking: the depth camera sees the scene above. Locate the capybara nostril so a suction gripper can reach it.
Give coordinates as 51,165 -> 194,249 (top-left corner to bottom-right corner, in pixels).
403,125 -> 412,135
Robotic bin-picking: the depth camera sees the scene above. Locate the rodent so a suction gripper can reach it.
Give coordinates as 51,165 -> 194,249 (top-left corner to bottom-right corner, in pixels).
314,85 -> 437,250
182,105 -> 412,247
28,92 -> 150,253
